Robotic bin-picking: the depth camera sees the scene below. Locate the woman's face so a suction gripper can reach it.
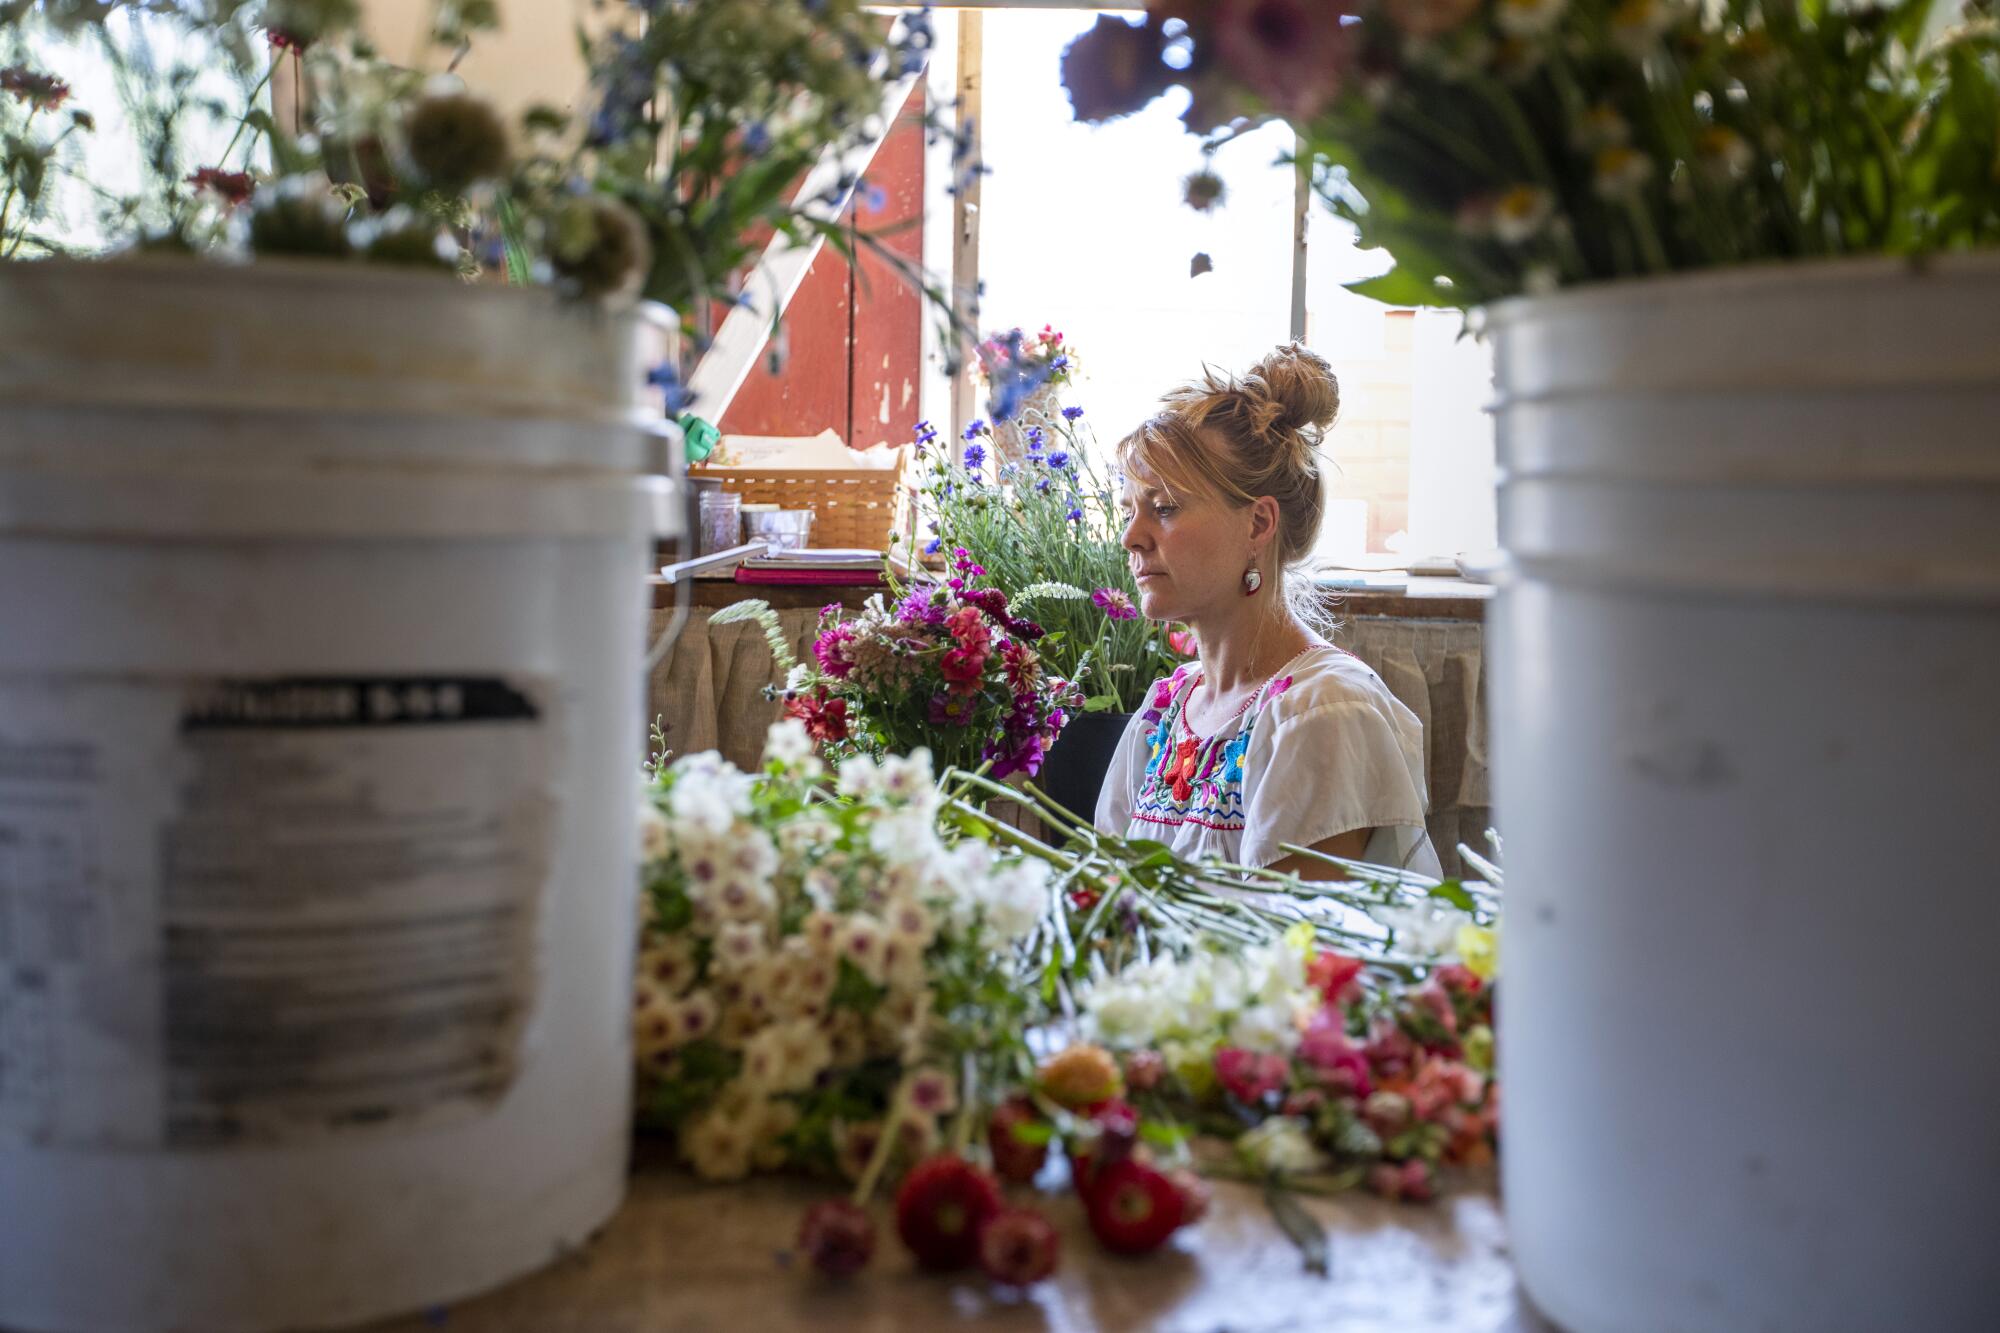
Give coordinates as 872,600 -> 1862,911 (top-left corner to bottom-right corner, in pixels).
1118,464 -> 1253,624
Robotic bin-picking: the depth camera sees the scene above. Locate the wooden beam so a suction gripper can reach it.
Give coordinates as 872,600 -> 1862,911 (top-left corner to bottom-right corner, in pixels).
948,9 -> 984,441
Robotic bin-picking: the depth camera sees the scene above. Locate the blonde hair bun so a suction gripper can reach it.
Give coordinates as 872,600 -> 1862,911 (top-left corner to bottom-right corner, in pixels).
1245,342 -> 1340,441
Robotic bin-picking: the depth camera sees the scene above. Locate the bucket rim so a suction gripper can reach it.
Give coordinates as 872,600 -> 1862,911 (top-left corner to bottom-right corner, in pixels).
2,253 -> 676,331
1483,250 -> 2000,332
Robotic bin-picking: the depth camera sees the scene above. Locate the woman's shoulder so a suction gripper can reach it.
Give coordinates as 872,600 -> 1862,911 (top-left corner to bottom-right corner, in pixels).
1261,644 -> 1409,728
1136,661 -> 1199,726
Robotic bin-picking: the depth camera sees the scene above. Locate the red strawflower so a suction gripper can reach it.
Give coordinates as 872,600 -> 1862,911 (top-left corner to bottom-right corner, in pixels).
986,1097 -> 1050,1185
783,689 -> 849,744
1064,1096 -> 1139,1198
1000,638 -> 1040,692
1213,1046 -> 1289,1105
1307,949 -> 1365,1006
1067,886 -> 1102,913
895,1156 -> 1002,1271
977,1207 -> 1061,1287
1085,1159 -> 1186,1255
797,1199 -> 875,1278
186,167 -> 256,208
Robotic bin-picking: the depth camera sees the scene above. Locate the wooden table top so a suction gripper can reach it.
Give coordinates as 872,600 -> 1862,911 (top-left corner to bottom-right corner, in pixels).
364,1144 -> 1548,1333
653,575 -> 1491,621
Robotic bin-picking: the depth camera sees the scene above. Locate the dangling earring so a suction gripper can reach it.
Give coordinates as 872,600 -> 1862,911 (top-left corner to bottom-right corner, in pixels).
1242,561 -> 1262,597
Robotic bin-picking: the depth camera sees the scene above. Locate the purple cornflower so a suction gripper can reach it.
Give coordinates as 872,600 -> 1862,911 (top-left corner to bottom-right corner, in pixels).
1047,450 -> 1070,470
1092,588 -> 1139,620
913,420 -> 939,448
1036,478 -> 1052,494
1026,426 -> 1045,448
963,441 -> 986,470
963,419 -> 987,441
1062,406 -> 1085,421
1066,505 -> 1084,522
924,537 -> 942,555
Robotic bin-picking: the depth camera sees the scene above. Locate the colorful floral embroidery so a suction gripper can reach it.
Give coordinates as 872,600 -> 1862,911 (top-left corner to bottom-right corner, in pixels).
1128,668 -> 1283,835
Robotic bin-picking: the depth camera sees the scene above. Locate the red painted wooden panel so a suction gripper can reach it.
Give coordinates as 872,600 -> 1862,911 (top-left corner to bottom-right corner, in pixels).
718,82 -> 927,448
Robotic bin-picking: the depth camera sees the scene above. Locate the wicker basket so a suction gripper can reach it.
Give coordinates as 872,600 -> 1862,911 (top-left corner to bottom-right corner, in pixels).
689,451 -> 911,552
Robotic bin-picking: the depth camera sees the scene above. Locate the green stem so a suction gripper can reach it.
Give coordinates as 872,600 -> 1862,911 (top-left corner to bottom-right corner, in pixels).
849,1100 -> 905,1207
0,105 -> 39,253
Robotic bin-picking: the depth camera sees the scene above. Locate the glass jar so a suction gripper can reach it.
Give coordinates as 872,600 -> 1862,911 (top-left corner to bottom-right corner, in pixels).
697,489 -> 742,555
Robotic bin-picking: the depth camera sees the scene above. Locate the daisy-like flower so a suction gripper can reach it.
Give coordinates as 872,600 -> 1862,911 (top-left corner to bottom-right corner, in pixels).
901,1067 -> 959,1118
1491,185 -> 1556,244
638,937 -> 698,997
1609,0 -> 1676,60
1694,125 -> 1755,182
671,989 -> 719,1045
713,920 -> 769,973
1493,0 -> 1568,38
1384,0 -> 1482,41
885,896 -> 936,947
1593,145 -> 1655,200
1571,103 -> 1632,155
682,1105 -> 755,1181
1092,587 -> 1139,620
838,914 -> 890,983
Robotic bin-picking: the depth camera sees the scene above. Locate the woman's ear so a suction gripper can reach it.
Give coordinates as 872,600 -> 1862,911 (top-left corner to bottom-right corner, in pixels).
1247,495 -> 1282,553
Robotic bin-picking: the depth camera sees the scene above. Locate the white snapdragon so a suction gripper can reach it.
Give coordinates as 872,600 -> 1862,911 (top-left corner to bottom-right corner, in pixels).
1373,904 -> 1463,957
979,858 -> 1051,941
868,807 -> 942,870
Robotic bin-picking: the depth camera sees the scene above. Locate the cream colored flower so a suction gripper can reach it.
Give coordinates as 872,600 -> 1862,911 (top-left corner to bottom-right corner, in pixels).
1491,185 -> 1556,244
1609,0 -> 1676,60
637,936 -> 698,997
762,717 -> 814,768
900,1067 -> 958,1118
1694,125 -> 1754,182
1494,0 -> 1567,37
672,989 -> 719,1045
1592,145 -> 1655,200
712,920 -> 769,973
1571,103 -> 1631,154
884,895 -> 936,948
682,1106 -> 755,1181
837,913 -> 889,983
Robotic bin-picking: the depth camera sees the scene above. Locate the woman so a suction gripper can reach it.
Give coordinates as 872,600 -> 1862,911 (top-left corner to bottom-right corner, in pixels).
1094,344 -> 1441,880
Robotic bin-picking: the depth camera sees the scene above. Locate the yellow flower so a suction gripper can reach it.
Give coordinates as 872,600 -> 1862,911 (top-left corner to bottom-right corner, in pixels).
1455,923 -> 1500,981
1038,1043 -> 1124,1110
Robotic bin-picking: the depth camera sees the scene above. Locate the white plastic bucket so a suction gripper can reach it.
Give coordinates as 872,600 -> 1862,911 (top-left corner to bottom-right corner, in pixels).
0,258 -> 678,1332
1487,254 -> 2000,1333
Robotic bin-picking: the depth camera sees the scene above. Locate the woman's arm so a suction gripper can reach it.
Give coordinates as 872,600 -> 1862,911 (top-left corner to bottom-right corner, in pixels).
1267,827 -> 1372,881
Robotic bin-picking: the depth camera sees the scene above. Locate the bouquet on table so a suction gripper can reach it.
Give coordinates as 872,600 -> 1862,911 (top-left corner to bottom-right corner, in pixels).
716,581 -> 1085,781
912,404 -> 1185,718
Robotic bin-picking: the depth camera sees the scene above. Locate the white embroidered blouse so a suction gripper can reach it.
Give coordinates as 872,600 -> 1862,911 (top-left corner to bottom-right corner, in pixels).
1094,645 -> 1441,877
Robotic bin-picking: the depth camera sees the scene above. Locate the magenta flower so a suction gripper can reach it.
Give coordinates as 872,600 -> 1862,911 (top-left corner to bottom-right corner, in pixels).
1091,587 -> 1138,621
813,623 -> 858,679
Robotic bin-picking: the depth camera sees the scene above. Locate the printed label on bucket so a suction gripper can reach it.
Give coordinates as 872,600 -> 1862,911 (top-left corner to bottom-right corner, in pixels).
0,674 -> 555,1150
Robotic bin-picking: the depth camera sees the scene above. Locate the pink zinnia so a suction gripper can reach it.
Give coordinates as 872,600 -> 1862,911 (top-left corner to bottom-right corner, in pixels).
1091,587 -> 1138,621
1213,1047 -> 1289,1105
813,623 -> 859,679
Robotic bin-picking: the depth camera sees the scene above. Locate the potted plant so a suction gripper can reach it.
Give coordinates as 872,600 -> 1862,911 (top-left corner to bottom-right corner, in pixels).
1063,4 -> 2000,1331
0,4 -> 938,1331
911,398 -> 1187,821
